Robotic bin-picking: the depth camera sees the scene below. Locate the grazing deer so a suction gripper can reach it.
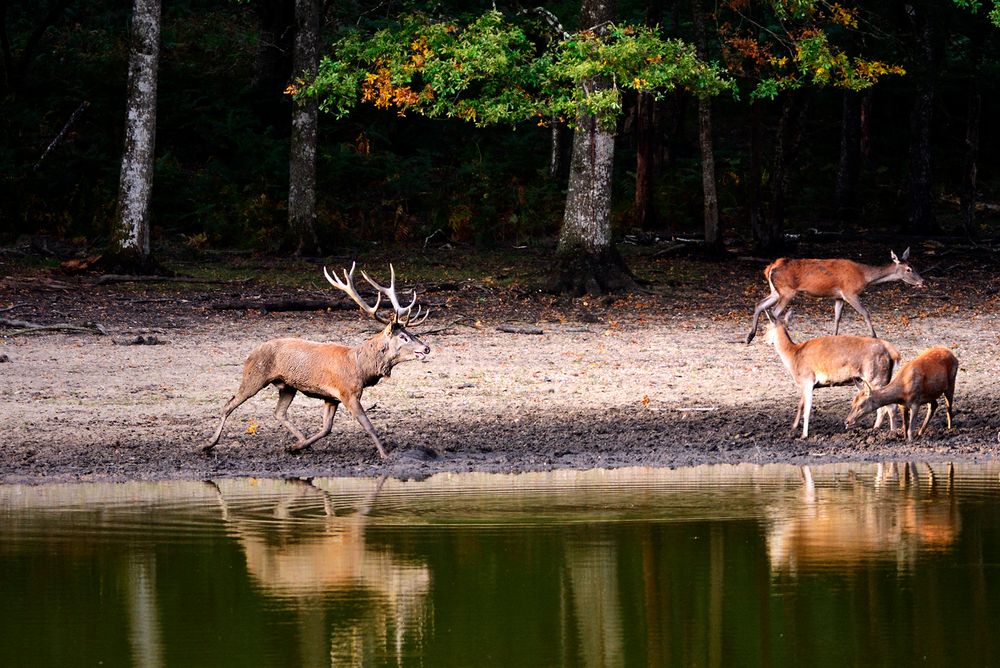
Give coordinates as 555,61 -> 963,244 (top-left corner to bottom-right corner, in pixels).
765,311 -> 899,438
203,264 -> 430,458
845,347 -> 958,441
746,248 -> 924,344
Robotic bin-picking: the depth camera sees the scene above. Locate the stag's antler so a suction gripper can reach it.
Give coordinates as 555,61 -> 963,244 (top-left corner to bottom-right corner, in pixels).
324,263 -> 388,324
361,264 -> 429,326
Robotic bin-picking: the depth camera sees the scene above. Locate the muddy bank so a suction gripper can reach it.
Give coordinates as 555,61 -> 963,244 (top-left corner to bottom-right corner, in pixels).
2,248 -> 999,484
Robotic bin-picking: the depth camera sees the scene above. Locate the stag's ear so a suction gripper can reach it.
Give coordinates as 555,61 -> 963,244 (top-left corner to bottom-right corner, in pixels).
381,322 -> 393,337
901,246 -> 910,261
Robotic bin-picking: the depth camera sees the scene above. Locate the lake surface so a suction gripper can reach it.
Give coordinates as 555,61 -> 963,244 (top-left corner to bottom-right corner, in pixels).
2,462 -> 999,667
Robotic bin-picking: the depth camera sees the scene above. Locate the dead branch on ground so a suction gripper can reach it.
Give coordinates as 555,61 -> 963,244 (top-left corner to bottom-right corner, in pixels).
0,317 -> 108,336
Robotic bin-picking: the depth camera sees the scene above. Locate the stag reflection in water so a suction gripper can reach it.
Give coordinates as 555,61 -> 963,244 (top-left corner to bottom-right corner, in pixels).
207,477 -> 430,665
767,463 -> 959,576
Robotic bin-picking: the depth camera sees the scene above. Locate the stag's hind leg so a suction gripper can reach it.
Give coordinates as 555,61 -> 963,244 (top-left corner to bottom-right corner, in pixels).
204,374 -> 272,451
273,383 -> 307,442
287,400 -> 338,453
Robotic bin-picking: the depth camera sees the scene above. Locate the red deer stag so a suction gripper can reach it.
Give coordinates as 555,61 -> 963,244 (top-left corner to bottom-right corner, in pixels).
765,311 -> 900,438
203,264 -> 430,458
746,249 -> 924,344
845,347 -> 958,441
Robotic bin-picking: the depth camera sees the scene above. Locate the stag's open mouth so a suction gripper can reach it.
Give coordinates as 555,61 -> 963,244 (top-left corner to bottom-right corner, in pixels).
414,351 -> 428,361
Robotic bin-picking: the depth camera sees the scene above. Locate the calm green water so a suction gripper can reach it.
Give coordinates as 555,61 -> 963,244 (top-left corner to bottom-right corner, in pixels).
2,462 -> 999,667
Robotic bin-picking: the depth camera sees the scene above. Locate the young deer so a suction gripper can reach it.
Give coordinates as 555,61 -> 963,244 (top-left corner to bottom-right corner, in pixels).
765,311 -> 900,438
845,347 -> 959,441
746,248 -> 924,344
203,264 -> 430,458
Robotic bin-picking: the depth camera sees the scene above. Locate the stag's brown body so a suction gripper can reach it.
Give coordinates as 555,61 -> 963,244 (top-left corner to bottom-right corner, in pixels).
204,264 -> 430,458
766,316 -> 900,438
845,347 -> 959,441
746,249 -> 924,344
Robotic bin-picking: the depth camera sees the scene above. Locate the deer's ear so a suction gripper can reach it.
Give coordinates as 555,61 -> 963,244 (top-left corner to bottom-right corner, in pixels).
891,250 -> 900,264
861,379 -> 873,396
382,322 -> 393,337
901,247 -> 910,261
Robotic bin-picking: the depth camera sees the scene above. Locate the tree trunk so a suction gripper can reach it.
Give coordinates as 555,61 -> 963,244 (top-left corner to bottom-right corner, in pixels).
692,0 -> 720,249
633,91 -> 659,230
960,80 -> 980,239
252,0 -> 295,131
768,92 -> 805,243
110,0 -> 160,273
906,0 -> 939,234
835,90 -> 861,221
748,100 -> 780,254
551,0 -> 633,295
961,25 -> 984,239
631,0 -> 663,231
288,0 -> 320,256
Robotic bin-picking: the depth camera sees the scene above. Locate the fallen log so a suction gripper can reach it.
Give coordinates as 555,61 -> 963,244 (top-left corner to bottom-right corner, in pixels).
210,298 -> 353,313
0,317 -> 108,336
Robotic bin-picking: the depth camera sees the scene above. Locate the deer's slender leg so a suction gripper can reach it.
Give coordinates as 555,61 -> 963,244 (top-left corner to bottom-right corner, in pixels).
273,384 -> 307,442
800,382 -> 815,438
842,293 -> 876,338
833,298 -> 845,335
747,291 -> 782,344
344,396 -> 388,459
792,393 -> 805,432
944,389 -> 955,430
917,400 -> 938,438
204,376 -> 271,450
288,401 -> 338,452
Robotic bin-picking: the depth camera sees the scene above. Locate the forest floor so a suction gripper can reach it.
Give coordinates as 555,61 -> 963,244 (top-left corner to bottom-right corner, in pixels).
2,236 -> 1000,484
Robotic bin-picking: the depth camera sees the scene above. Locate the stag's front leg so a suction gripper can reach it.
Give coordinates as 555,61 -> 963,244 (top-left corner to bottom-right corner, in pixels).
344,396 -> 388,459
288,401 -> 338,453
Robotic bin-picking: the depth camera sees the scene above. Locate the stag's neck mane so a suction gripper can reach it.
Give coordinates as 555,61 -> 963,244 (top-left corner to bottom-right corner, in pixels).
354,334 -> 395,386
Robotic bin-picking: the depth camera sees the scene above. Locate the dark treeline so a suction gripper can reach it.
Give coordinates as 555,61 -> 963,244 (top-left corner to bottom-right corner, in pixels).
1,0 -> 998,265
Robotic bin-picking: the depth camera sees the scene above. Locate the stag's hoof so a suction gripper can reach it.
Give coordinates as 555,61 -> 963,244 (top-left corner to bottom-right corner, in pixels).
286,443 -> 311,454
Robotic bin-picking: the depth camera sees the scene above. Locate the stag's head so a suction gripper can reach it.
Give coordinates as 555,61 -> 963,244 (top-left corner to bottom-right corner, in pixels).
324,263 -> 431,366
890,248 -> 925,288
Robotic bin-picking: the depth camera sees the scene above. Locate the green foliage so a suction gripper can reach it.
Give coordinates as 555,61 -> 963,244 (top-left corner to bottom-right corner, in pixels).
717,0 -> 905,100
307,10 -> 734,128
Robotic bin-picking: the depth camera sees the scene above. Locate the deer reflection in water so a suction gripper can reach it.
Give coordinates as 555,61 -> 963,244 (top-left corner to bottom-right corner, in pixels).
766,462 -> 960,576
206,477 -> 430,665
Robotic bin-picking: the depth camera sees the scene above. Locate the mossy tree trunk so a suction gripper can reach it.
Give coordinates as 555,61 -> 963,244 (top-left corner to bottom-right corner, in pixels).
109,0 -> 160,274
551,0 -> 634,295
288,0 -> 321,256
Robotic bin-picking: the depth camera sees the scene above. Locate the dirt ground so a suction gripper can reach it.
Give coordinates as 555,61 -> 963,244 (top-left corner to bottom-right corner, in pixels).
3,240 -> 1000,484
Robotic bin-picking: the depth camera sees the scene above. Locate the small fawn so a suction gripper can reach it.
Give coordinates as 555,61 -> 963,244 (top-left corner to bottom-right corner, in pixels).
845,347 -> 959,441
747,249 -> 924,344
204,264 -> 430,458
765,311 -> 899,438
